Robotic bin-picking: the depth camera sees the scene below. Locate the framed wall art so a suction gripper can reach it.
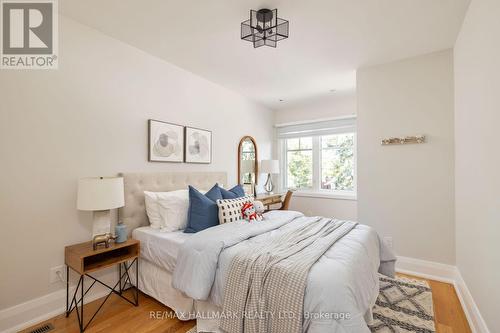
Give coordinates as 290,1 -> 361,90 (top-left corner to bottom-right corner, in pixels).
185,126 -> 212,164
148,119 -> 184,162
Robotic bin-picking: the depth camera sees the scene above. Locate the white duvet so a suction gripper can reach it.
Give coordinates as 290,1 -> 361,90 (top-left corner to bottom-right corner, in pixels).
172,210 -> 396,333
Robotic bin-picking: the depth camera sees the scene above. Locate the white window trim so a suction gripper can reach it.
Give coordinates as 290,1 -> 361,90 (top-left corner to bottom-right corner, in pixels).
293,190 -> 357,201
280,133 -> 357,200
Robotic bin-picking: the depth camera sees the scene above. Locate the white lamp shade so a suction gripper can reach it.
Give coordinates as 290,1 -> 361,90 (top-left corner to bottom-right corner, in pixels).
77,177 -> 124,211
261,160 -> 280,174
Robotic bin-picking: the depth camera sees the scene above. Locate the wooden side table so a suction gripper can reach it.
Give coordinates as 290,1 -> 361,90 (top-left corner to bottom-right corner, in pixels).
255,193 -> 284,210
65,239 -> 140,332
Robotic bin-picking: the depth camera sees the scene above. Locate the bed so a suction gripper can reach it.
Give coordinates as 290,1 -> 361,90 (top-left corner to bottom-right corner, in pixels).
119,172 -> 226,321
119,171 -> 395,333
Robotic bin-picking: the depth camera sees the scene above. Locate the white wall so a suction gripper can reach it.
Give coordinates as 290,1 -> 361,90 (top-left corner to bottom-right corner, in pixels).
288,196 -> 357,221
0,16 -> 273,313
454,0 -> 500,330
357,50 -> 455,264
274,92 -> 356,125
274,92 -> 358,220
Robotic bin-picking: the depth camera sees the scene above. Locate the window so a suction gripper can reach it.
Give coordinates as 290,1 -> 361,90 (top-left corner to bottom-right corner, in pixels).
320,133 -> 355,191
286,137 -> 313,189
277,117 -> 356,198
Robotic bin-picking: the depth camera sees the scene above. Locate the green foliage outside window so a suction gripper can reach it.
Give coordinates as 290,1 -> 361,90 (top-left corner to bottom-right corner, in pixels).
285,134 -> 355,192
286,137 -> 313,189
321,134 -> 354,191
287,150 -> 313,189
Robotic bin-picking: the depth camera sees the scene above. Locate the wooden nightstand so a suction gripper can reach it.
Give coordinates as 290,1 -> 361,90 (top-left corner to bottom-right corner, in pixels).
65,239 -> 140,332
255,193 -> 284,209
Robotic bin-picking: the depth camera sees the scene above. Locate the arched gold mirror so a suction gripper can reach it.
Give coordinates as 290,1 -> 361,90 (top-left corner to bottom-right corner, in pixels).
238,136 -> 258,195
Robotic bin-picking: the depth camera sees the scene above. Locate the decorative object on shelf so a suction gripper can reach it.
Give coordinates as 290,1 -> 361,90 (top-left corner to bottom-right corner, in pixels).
185,126 -> 212,163
92,233 -> 116,250
241,8 -> 289,48
115,220 -> 127,243
148,119 -> 184,162
261,159 -> 280,194
77,177 -> 124,240
381,135 -> 426,146
238,136 -> 258,195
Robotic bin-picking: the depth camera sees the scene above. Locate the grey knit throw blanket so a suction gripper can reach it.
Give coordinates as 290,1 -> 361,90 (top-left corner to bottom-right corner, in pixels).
220,218 -> 357,333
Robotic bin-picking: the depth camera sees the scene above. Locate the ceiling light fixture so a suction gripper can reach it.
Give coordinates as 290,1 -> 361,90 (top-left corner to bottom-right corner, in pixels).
241,9 -> 289,48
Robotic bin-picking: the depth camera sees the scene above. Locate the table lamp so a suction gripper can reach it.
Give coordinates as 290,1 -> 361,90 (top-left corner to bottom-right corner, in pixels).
261,160 -> 280,194
77,177 -> 124,238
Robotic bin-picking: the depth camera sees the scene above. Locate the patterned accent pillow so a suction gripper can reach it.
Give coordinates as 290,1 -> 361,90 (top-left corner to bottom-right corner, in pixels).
217,196 -> 254,224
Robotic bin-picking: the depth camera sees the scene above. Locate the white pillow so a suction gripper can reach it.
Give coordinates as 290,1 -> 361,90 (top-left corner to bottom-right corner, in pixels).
157,190 -> 190,232
144,189 -> 206,231
216,196 -> 254,224
144,191 -> 162,229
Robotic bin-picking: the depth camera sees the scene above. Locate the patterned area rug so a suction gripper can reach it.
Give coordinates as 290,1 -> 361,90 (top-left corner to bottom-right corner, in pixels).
185,275 -> 435,333
369,275 -> 435,332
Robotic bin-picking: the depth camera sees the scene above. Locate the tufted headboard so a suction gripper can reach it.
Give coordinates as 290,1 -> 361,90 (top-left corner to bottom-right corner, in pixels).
118,171 -> 227,236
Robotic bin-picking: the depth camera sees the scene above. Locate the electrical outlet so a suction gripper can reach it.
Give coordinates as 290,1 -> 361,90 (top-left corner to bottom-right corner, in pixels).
383,237 -> 393,249
49,265 -> 65,284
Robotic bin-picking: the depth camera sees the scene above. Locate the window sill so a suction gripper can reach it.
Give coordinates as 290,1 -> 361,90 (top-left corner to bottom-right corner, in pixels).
292,191 -> 357,201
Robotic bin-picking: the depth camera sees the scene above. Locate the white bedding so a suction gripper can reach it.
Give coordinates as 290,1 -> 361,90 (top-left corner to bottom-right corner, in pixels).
132,227 -> 192,273
173,211 -> 396,333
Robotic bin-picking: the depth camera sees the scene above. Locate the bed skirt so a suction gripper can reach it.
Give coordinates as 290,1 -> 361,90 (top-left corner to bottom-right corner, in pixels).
136,258 -> 374,333
136,258 -> 196,320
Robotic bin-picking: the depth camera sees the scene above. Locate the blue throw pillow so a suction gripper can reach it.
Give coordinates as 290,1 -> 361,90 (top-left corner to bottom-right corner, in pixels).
184,184 -> 223,233
219,184 -> 246,199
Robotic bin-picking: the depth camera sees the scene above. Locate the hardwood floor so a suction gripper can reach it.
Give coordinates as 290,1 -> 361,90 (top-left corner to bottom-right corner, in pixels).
22,275 -> 471,333
397,273 -> 471,333
19,291 -> 196,333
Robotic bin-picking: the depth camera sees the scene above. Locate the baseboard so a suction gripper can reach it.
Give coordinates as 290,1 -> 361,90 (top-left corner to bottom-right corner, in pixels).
396,256 -> 490,333
0,270 -> 116,333
453,270 -> 490,333
396,256 -> 457,284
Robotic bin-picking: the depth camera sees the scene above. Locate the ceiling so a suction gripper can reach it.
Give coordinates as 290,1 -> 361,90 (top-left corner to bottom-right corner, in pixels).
60,0 -> 470,110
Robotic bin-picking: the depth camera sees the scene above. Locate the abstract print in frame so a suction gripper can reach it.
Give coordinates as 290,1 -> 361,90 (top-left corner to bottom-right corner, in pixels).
185,126 -> 212,164
148,119 -> 184,162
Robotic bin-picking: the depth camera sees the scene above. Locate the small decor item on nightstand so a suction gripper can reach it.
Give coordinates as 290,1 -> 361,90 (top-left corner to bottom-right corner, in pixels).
92,233 -> 116,250
115,220 -> 127,243
261,159 -> 280,194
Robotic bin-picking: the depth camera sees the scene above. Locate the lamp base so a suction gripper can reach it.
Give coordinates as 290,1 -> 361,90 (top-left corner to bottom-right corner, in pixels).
92,210 -> 111,238
264,173 -> 274,194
